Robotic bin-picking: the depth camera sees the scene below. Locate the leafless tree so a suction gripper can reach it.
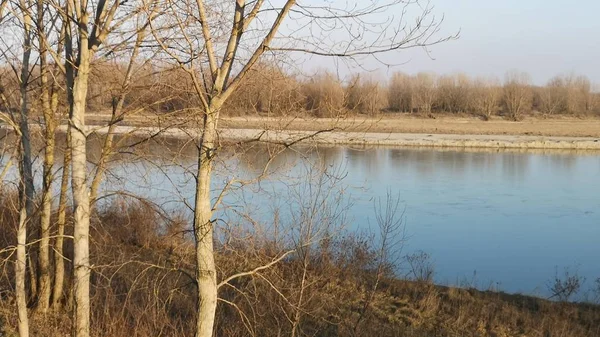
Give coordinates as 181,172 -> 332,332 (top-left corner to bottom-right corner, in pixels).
54,1 -> 150,335
345,73 -> 387,116
303,71 -> 346,117
352,191 -> 405,335
405,250 -> 435,282
503,70 -> 533,121
413,72 -> 438,114
471,77 -> 501,119
388,72 -> 414,112
0,1 -> 36,335
539,76 -> 567,115
149,1 -> 454,336
437,73 -> 471,114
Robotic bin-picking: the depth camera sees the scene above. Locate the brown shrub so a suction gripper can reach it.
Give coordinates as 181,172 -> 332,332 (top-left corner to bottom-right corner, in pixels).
303,71 -> 346,117
503,71 -> 533,121
345,74 -> 387,115
388,72 -> 415,112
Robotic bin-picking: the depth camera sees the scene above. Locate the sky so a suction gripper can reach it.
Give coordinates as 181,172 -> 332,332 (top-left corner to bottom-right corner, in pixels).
302,0 -> 600,85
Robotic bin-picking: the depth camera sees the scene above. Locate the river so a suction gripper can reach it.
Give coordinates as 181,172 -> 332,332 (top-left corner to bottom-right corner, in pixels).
3,132 -> 599,299
90,138 -> 600,299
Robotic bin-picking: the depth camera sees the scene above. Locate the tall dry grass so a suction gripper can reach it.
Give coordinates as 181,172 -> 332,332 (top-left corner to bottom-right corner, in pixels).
1,194 -> 600,337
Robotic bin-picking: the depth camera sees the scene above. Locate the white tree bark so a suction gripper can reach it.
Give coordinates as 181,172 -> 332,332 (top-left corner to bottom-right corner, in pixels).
194,108 -> 218,337
16,203 -> 30,337
70,36 -> 92,337
16,2 -> 34,334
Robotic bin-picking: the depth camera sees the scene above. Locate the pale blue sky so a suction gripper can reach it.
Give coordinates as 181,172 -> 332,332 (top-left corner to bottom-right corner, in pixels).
296,0 -> 600,85
380,0 -> 600,84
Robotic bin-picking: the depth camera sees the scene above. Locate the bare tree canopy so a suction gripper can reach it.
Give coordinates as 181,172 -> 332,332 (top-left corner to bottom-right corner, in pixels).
0,1 -> 455,337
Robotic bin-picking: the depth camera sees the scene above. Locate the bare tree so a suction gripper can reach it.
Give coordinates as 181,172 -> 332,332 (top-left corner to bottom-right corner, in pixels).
150,1 -> 453,336
352,192 -> 405,335
405,250 -> 435,282
89,9 -> 158,205
567,75 -> 592,114
345,73 -> 386,116
413,72 -> 437,114
503,70 -> 533,121
388,72 -> 414,112
539,76 -> 567,115
52,128 -> 70,308
472,77 -> 501,120
303,71 -> 345,117
56,1 -> 145,335
1,1 -> 36,334
437,73 -> 471,114
35,0 -> 66,312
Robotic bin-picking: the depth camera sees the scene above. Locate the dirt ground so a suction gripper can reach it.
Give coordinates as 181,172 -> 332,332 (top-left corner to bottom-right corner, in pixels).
86,113 -> 600,138
220,114 -> 600,138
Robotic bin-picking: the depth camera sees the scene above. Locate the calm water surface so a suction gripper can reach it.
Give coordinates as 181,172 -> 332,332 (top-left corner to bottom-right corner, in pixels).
97,142 -> 600,298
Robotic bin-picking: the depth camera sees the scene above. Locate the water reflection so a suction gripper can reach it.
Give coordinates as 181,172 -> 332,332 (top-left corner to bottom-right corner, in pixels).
2,130 -> 600,298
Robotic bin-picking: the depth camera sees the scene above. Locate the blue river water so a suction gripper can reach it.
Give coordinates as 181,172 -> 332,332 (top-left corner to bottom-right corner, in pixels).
95,143 -> 600,299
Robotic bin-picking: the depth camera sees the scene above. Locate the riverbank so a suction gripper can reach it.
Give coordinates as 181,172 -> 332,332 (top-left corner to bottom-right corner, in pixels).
85,113 -> 600,137
76,125 -> 600,150
78,113 -> 600,150
5,114 -> 600,150
220,114 -> 600,138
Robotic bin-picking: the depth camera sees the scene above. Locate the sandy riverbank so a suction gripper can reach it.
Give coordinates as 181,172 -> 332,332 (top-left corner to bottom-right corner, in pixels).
76,125 -> 600,150
85,113 -> 600,138
220,115 -> 600,138
6,114 -> 599,150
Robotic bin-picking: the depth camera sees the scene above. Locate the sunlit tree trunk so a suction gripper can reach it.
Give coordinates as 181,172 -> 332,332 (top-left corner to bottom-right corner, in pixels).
70,31 -> 92,337
194,105 -> 219,337
16,199 -> 30,337
16,2 -> 34,334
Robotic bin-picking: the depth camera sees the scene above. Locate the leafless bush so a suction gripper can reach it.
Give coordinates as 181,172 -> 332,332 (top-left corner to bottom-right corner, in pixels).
405,250 -> 435,283
593,278 -> 600,304
471,77 -> 502,119
345,74 -> 387,115
413,72 -> 437,114
223,64 -> 304,116
303,72 -> 346,117
547,267 -> 585,302
436,73 -> 472,114
388,72 -> 414,112
503,71 -> 533,121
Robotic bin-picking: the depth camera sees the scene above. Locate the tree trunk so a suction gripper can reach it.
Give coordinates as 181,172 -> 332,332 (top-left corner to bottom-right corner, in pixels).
16,201 -> 29,337
37,114 -> 54,313
194,108 -> 219,337
89,125 -> 113,205
52,128 -> 71,308
70,41 -> 92,337
16,11 -> 33,334
37,25 -> 55,312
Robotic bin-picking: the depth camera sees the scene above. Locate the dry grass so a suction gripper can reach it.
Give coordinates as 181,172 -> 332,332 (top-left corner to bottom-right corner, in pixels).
1,197 -> 599,337
219,114 -> 600,138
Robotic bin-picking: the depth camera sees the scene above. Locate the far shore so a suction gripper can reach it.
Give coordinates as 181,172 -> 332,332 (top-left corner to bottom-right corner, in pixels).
79,124 -> 600,150
5,114 -> 600,150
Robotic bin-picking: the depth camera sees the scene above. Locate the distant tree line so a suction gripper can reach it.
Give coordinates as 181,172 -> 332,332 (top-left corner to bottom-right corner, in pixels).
2,62 -> 597,121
